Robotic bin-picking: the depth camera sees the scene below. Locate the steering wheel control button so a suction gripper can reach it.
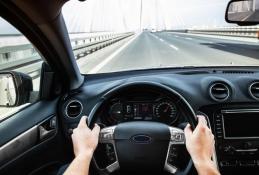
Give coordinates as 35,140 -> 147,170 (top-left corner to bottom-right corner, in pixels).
168,127 -> 185,143
105,144 -> 116,163
167,146 -> 178,165
96,126 -> 120,173
103,132 -> 113,139
164,126 -> 189,174
99,126 -> 116,142
171,133 -> 184,142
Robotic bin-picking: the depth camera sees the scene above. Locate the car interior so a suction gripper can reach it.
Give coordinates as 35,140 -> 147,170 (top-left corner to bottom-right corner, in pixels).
1,0 -> 259,175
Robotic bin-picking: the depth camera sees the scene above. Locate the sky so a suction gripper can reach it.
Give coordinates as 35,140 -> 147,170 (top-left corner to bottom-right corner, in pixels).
0,0 -> 232,34
62,0 -> 232,32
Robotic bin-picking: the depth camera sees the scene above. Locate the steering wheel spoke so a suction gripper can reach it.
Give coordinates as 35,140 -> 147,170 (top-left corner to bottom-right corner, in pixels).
97,126 -> 120,173
164,127 -> 185,174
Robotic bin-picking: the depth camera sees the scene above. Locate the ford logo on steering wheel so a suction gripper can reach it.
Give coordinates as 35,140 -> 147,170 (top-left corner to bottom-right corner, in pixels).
132,134 -> 152,144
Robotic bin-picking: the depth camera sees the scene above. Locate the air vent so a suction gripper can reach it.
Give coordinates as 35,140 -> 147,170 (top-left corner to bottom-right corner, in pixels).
65,100 -> 83,118
209,83 -> 230,101
249,82 -> 259,100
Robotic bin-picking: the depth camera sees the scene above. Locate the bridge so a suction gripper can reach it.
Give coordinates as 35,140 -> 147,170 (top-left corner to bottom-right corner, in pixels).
1,26 -> 259,119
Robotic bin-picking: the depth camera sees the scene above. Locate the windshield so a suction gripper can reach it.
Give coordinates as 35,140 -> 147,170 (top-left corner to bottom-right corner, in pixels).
63,0 -> 259,74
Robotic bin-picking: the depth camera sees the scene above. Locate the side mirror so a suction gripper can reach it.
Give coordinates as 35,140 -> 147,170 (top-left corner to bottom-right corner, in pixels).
0,72 -> 32,107
226,0 -> 259,25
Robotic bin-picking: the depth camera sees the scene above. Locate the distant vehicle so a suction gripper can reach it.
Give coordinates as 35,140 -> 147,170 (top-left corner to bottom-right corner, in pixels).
151,29 -> 156,32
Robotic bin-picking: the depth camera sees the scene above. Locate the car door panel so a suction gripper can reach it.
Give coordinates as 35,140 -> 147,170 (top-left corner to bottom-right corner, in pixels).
0,100 -> 58,146
0,99 -> 67,175
0,125 -> 38,166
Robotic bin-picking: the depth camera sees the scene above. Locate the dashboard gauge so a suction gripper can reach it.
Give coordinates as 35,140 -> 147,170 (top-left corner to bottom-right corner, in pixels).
108,102 -> 123,124
155,100 -> 177,124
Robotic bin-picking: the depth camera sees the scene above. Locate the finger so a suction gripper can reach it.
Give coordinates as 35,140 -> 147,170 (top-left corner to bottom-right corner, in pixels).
71,133 -> 75,140
85,116 -> 89,125
212,134 -> 215,141
184,123 -> 192,139
92,123 -> 100,137
78,116 -> 88,128
208,128 -> 213,135
197,115 -> 207,126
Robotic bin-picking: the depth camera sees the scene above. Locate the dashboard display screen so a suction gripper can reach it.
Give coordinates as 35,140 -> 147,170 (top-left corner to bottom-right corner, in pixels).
223,112 -> 259,138
138,103 -> 153,116
123,102 -> 154,119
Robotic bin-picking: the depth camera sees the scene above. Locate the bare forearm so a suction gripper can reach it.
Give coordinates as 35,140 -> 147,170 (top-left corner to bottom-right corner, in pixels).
194,161 -> 220,175
64,153 -> 92,175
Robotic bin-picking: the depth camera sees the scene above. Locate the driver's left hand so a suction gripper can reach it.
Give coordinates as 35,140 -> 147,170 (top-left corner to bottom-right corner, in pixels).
71,116 -> 100,158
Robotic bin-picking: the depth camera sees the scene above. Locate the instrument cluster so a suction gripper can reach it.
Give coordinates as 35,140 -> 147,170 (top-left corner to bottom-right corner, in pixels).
102,97 -> 179,125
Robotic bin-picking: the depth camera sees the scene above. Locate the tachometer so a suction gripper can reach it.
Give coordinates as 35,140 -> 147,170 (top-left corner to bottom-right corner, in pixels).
155,100 -> 177,124
108,102 -> 123,124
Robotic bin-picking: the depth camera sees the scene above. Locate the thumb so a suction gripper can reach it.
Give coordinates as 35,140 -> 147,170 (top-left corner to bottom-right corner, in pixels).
78,116 -> 87,128
92,123 -> 100,137
197,115 -> 207,126
184,123 -> 193,139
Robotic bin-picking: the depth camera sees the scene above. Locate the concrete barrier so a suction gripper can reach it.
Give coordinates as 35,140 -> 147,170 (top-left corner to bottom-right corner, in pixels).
186,26 -> 259,39
0,32 -> 134,75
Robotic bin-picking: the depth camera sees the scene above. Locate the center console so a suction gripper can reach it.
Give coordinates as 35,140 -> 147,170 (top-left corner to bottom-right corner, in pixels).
214,109 -> 259,174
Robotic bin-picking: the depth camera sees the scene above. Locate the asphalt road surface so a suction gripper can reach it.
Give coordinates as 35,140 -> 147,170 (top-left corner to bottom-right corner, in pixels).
82,31 -> 259,74
246,10 -> 259,22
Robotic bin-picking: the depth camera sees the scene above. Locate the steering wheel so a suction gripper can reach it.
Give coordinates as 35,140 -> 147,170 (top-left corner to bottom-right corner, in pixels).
87,82 -> 198,175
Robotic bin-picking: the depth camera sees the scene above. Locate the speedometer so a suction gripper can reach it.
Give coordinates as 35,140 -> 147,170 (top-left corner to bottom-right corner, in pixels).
155,100 -> 177,124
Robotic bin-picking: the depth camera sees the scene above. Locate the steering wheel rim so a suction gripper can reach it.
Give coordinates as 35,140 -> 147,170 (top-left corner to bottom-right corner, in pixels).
87,82 -> 198,175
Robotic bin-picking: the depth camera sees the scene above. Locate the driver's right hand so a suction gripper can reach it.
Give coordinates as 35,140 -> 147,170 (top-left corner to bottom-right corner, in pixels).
184,115 -> 220,175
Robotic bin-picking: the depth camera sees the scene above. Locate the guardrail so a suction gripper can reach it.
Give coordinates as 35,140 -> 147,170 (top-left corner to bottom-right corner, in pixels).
72,32 -> 133,59
185,26 -> 259,39
0,32 -> 134,77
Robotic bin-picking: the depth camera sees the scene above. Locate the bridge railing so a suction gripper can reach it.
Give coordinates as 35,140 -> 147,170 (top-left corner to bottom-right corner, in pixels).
186,26 -> 259,39
72,32 -> 133,59
0,32 -> 134,77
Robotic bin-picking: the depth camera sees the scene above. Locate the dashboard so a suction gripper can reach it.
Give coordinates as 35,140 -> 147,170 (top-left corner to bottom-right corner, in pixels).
60,67 -> 259,175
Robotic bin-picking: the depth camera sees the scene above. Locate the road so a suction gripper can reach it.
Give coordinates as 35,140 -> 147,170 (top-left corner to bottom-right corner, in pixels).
246,10 -> 259,22
81,31 -> 259,73
2,31 -> 259,120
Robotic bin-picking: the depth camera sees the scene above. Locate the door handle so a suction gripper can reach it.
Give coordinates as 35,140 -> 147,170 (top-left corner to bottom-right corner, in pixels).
39,116 -> 57,141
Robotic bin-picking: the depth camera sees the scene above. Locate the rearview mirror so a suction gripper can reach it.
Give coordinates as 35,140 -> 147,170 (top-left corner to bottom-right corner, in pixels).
226,0 -> 259,25
0,72 -> 33,107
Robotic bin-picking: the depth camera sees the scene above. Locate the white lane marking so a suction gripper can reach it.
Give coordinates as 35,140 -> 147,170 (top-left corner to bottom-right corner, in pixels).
185,37 -> 193,40
242,13 -> 253,21
150,33 -> 159,40
159,38 -> 164,42
150,32 -> 179,51
88,33 -> 139,73
169,44 -> 179,51
174,35 -> 179,38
